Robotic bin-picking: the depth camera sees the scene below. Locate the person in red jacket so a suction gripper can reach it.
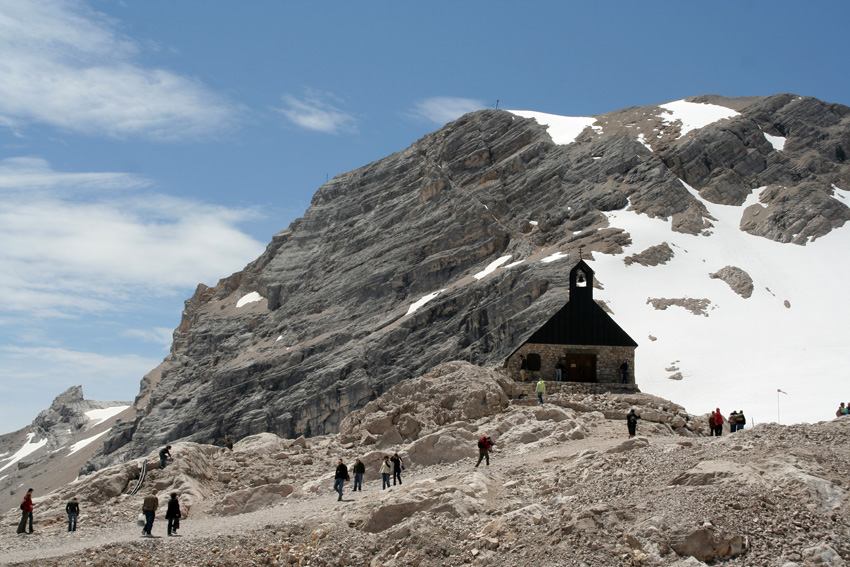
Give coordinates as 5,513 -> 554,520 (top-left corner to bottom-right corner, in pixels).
16,488 -> 34,534
475,436 -> 494,467
713,408 -> 724,436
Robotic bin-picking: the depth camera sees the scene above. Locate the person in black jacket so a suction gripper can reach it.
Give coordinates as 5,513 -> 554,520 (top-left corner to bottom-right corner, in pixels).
159,445 -> 172,469
627,409 -> 639,438
334,459 -> 349,501
165,492 -> 181,536
352,458 -> 365,492
65,496 -> 79,532
390,453 -> 404,486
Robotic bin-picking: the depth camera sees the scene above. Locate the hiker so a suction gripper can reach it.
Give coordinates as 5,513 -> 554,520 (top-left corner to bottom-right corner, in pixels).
837,403 -> 847,418
142,489 -> 159,537
555,360 -> 566,382
220,436 -> 233,450
536,378 -> 546,405
333,459 -> 349,501
352,458 -> 365,492
16,488 -> 34,534
475,436 -> 494,467
390,452 -> 404,486
708,411 -> 716,436
379,456 -> 392,489
165,492 -> 181,536
713,408 -> 724,436
728,411 -> 739,433
520,355 -> 528,382
620,361 -> 629,384
159,445 -> 172,469
736,410 -> 746,431
627,409 -> 639,439
66,496 -> 79,532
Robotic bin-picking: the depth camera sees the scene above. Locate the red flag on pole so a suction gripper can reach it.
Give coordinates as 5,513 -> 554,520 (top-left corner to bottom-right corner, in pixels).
777,389 -> 787,394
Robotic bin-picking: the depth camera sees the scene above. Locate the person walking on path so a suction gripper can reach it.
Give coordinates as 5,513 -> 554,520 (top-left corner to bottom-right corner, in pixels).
713,409 -> 724,436
65,496 -> 79,532
352,458 -> 365,492
627,409 -> 639,439
16,488 -> 34,534
535,378 -> 546,405
736,410 -> 746,431
390,453 -> 404,486
379,456 -> 392,489
165,492 -> 181,536
142,489 -> 159,537
475,436 -> 494,467
333,459 -> 349,501
708,411 -> 717,436
159,445 -> 172,469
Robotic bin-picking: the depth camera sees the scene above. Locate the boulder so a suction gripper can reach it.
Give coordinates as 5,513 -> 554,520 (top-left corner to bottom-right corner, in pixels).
216,484 -> 294,516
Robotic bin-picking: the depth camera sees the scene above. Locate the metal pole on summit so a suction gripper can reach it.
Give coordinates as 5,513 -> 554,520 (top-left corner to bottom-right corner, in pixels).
777,389 -> 788,424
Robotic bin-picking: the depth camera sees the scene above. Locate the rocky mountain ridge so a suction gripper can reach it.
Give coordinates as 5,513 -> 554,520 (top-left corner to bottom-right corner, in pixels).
0,387 -> 131,515
74,93 -> 849,473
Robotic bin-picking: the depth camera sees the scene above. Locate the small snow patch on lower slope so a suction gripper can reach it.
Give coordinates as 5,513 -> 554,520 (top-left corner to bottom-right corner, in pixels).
237,291 -> 264,308
0,433 -> 47,473
407,290 -> 444,316
67,430 -> 111,456
473,255 -> 513,280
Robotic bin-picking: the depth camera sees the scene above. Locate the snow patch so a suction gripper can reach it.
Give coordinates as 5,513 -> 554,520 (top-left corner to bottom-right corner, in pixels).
407,290 -> 445,316
591,175 -> 850,427
659,100 -> 739,138
541,252 -> 569,263
637,133 -> 653,151
67,429 -> 111,456
763,132 -> 786,151
236,291 -> 264,308
508,110 -> 597,145
473,255 -> 513,280
85,405 -> 129,428
0,433 -> 48,473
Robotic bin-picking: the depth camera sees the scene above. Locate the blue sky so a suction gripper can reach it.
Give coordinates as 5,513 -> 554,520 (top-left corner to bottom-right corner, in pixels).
1,0 -> 848,435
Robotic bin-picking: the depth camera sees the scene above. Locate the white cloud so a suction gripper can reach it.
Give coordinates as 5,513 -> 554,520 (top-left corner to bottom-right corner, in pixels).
0,0 -> 238,141
275,89 -> 358,134
0,345 -> 157,399
409,97 -> 486,125
0,157 -> 266,319
121,327 -> 174,347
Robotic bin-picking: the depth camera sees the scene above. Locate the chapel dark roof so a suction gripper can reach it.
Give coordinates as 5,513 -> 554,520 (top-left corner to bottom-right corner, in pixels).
524,259 -> 638,347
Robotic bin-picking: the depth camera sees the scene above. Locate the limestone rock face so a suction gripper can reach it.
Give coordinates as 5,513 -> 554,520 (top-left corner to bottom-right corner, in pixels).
83,95 -> 849,470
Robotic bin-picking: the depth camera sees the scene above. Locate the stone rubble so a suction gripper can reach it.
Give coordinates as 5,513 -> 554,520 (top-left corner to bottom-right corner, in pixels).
0,361 -> 847,567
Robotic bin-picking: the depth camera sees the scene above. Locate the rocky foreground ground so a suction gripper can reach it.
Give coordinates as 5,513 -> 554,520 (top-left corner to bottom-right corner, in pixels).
0,362 -> 847,567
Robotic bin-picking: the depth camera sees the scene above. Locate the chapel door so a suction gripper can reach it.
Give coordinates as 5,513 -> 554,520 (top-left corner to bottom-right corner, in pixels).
565,354 -> 596,382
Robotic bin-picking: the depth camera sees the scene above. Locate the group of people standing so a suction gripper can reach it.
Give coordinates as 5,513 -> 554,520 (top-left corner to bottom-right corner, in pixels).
708,409 -> 746,435
141,489 -> 182,537
16,489 -> 81,534
334,452 -> 405,501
